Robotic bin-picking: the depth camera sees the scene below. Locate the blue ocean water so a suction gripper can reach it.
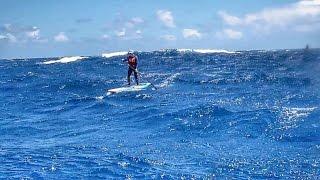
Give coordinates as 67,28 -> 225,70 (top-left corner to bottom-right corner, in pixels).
0,49 -> 319,179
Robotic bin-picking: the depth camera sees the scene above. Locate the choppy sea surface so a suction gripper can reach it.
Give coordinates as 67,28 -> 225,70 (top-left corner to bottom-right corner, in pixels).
0,49 -> 319,179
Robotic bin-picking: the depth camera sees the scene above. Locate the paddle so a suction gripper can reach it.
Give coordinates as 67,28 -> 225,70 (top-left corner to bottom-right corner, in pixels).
126,63 -> 158,90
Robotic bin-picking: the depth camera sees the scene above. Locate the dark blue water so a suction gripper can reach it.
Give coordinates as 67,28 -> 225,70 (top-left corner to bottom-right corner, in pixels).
1,49 -> 320,179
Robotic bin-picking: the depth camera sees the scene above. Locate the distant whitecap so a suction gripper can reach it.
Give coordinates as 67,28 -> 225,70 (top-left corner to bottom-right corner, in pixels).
43,56 -> 88,64
177,48 -> 237,54
102,51 -> 128,58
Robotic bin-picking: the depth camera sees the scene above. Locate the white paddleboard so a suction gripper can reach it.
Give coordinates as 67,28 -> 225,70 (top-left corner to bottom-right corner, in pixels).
107,83 -> 151,94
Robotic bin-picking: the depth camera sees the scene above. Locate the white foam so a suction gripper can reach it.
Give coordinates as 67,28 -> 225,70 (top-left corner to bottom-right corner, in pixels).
95,96 -> 105,100
158,73 -> 181,88
281,107 -> 317,121
43,56 -> 88,64
177,48 -> 192,52
102,51 -> 128,58
194,49 -> 237,54
279,107 -> 317,130
177,48 -> 237,54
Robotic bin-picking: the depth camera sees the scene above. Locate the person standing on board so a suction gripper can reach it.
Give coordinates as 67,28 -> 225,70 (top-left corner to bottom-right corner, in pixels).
125,51 -> 139,85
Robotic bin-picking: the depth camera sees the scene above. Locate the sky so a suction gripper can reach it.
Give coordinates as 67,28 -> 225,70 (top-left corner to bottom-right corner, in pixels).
0,0 -> 320,59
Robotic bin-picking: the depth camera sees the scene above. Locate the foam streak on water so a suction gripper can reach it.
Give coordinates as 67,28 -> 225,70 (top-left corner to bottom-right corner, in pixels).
0,49 -> 319,179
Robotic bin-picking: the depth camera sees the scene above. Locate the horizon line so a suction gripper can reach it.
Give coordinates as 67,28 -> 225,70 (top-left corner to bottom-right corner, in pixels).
1,47 -> 318,60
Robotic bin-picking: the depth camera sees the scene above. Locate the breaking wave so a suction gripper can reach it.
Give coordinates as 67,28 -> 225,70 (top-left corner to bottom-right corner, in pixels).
43,56 -> 88,64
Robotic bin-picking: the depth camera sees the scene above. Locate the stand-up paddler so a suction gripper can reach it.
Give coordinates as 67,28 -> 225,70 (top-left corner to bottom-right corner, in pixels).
124,51 -> 139,85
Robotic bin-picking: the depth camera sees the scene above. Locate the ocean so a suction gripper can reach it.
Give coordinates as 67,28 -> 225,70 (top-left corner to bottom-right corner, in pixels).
0,49 -> 319,179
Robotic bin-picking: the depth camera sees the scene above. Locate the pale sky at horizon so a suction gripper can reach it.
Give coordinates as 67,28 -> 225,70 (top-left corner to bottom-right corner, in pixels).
0,0 -> 320,58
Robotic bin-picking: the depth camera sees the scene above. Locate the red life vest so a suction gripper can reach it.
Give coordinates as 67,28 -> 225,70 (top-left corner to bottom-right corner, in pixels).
128,55 -> 137,68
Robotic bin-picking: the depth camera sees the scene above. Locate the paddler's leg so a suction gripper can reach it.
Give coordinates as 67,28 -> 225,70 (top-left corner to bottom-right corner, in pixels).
127,68 -> 133,85
134,70 -> 139,85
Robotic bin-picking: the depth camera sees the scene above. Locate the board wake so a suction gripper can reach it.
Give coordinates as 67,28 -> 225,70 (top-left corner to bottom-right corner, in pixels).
107,83 -> 151,95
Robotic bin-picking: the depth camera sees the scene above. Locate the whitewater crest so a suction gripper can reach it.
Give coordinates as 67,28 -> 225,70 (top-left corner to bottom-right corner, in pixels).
177,49 -> 237,54
101,49 -> 237,58
102,51 -> 128,58
43,56 -> 88,64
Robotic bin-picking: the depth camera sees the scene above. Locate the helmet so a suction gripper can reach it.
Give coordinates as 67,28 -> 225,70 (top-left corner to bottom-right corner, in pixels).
128,50 -> 134,55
